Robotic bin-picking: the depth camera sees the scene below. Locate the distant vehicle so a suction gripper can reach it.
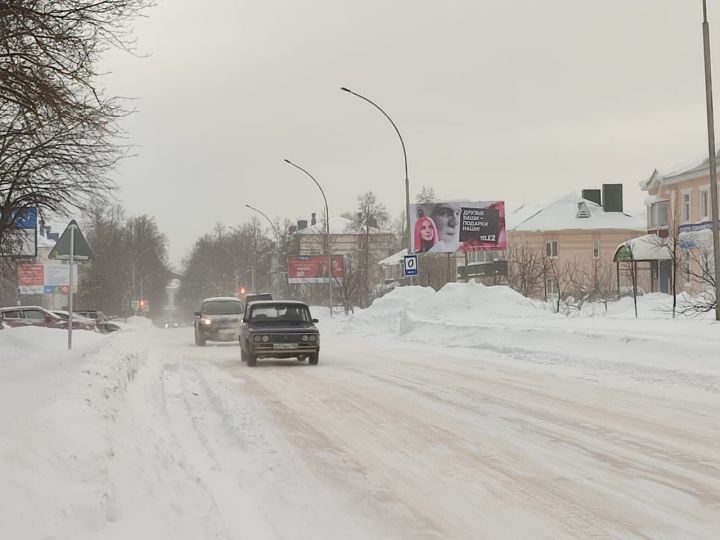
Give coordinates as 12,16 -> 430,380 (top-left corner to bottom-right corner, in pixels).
244,292 -> 273,305
193,296 -> 244,346
0,306 -> 95,331
73,310 -> 121,333
239,300 -> 319,367
164,320 -> 179,329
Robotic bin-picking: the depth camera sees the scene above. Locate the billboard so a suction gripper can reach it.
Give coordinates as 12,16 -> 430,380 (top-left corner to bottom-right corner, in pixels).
1,208 -> 37,257
17,263 -> 78,294
288,255 -> 344,284
409,201 -> 506,254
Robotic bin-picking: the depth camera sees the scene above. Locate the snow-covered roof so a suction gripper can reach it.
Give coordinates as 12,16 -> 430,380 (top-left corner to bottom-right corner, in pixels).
377,248 -> 408,267
295,216 -> 389,236
202,297 -> 241,303
507,193 -> 645,233
639,150 -> 720,191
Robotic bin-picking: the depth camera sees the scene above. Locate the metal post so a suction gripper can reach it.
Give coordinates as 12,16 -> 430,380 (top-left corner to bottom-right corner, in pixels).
701,0 -> 720,321
341,87 -> 412,277
245,204 -> 281,297
284,159 -> 333,316
68,225 -> 75,350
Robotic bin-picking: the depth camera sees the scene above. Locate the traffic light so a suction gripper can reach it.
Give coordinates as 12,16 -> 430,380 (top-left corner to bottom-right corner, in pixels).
139,299 -> 145,308
239,287 -> 246,295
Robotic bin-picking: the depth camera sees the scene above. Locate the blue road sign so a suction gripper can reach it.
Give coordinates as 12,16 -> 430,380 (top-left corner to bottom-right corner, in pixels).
403,255 -> 418,277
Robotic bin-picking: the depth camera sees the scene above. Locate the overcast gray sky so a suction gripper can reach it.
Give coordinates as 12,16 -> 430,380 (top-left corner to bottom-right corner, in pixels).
102,0 -> 720,266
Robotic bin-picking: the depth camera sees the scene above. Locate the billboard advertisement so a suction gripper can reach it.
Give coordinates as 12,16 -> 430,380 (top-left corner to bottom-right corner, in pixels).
17,263 -> 78,294
288,255 -> 344,284
409,201 -> 506,254
1,208 -> 37,257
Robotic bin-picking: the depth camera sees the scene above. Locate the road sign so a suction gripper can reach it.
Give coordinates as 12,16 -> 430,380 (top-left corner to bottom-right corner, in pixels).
142,304 -> 150,313
131,300 -> 139,310
48,220 -> 93,260
403,255 -> 418,277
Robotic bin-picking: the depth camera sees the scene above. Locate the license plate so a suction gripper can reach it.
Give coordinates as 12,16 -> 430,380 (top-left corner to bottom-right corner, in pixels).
219,328 -> 236,335
273,343 -> 295,349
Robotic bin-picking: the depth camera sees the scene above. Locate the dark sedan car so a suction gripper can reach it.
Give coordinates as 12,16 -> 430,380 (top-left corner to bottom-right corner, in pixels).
239,301 -> 319,367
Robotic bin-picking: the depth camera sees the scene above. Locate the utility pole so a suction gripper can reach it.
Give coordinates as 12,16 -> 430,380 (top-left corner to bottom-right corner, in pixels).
701,0 -> 720,321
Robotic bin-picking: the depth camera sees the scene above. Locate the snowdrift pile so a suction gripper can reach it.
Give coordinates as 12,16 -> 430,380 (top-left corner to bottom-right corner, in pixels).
343,283 -> 720,365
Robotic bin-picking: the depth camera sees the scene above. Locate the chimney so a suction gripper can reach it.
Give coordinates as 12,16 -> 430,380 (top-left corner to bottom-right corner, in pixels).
602,184 -> 623,213
311,213 -> 317,226
297,219 -> 308,230
581,189 -> 602,206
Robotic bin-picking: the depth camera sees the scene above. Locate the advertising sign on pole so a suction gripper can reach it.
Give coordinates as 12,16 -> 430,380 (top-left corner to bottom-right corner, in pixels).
288,255 -> 344,284
17,264 -> 44,294
409,201 -> 506,254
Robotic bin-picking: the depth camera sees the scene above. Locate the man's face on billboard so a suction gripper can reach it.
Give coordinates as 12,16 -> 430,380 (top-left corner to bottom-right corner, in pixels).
432,204 -> 458,242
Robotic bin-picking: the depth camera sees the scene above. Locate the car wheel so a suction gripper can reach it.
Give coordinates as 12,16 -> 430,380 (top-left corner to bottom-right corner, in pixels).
247,351 -> 257,367
308,353 -> 319,365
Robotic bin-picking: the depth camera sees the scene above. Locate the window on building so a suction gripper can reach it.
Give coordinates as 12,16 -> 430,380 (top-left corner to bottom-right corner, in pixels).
546,278 -> 559,296
593,240 -> 600,259
682,191 -> 691,223
701,189 -> 710,219
648,201 -> 669,228
545,240 -> 558,258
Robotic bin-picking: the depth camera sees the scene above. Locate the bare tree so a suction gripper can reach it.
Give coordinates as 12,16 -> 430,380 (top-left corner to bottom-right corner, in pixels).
506,243 -> 544,297
679,244 -> 717,315
0,0 -> 153,248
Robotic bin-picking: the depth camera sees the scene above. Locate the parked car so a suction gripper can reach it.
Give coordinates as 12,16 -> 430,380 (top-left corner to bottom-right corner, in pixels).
0,306 -> 95,331
239,300 -> 319,367
74,310 -> 121,333
51,310 -> 98,331
193,296 -> 244,346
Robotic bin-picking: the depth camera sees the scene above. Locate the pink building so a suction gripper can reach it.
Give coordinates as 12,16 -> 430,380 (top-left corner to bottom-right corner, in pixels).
636,152 -> 718,295
507,185 -> 645,299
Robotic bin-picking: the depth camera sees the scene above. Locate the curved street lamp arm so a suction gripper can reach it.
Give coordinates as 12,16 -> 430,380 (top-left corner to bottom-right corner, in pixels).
245,204 -> 279,244
283,159 -> 330,230
340,87 -> 408,181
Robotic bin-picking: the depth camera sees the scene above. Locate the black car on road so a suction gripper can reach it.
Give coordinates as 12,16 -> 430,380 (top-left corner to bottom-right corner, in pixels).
194,296 -> 244,346
239,300 -> 319,366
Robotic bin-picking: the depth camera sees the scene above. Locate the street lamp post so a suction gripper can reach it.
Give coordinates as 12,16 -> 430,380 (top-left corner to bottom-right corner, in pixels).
245,204 -> 281,297
341,87 -> 411,256
701,0 -> 720,321
284,159 -> 333,317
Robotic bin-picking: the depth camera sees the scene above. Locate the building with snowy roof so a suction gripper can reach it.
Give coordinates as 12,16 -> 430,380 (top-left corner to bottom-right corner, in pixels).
628,150 -> 720,295
506,185 -> 645,299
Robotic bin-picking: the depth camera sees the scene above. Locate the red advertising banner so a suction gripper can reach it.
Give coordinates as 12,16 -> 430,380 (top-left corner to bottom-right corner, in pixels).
288,255 -> 344,284
17,263 -> 44,294
18,264 -> 44,286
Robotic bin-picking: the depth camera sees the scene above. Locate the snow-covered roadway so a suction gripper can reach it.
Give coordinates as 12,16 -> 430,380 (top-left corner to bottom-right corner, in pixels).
2,288 -> 719,539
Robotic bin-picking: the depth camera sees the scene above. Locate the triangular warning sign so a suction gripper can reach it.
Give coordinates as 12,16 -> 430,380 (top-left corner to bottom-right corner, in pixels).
48,220 -> 93,260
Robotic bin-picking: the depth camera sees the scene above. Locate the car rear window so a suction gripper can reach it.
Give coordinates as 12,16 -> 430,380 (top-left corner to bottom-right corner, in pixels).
250,304 -> 310,323
203,300 -> 243,315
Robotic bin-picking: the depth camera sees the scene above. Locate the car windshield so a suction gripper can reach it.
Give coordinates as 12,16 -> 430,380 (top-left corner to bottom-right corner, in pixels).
203,300 -> 243,315
250,304 -> 311,323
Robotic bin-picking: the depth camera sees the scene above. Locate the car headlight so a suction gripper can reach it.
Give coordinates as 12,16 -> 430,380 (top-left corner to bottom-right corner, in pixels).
262,335 -> 269,342
201,318 -> 212,325
309,335 -> 317,342
301,334 -> 309,342
253,335 -> 262,342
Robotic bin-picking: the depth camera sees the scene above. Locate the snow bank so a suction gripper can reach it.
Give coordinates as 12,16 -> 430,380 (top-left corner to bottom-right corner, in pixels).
349,286 -> 435,333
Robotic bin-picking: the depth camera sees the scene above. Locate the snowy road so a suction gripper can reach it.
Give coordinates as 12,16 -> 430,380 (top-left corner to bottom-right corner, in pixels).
99,323 -> 720,539
2,314 -> 720,539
